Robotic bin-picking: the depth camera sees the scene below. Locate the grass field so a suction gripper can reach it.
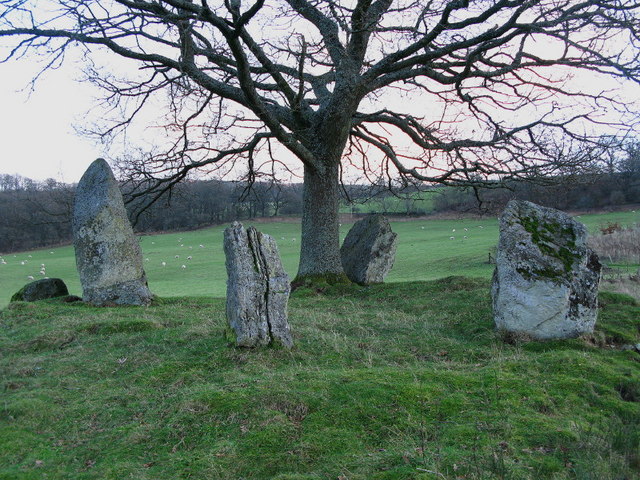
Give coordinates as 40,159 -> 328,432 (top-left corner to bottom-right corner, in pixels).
1,279 -> 639,479
339,191 -> 438,215
1,209 -> 638,308
1,209 -> 639,479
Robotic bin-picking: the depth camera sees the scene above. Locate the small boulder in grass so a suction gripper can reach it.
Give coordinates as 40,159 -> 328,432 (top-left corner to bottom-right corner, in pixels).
340,215 -> 398,285
11,278 -> 69,302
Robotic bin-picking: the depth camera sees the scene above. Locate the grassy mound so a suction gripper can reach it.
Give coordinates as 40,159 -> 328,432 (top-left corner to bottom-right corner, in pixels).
1,278 -> 639,479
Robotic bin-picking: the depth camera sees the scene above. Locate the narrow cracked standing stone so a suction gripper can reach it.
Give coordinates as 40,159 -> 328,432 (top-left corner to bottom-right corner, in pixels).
491,200 -> 601,340
224,222 -> 293,348
73,159 -> 153,306
340,215 -> 398,285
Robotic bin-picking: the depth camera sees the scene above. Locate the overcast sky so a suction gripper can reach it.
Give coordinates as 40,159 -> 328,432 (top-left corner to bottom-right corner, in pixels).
0,58 -> 105,183
0,22 -> 637,185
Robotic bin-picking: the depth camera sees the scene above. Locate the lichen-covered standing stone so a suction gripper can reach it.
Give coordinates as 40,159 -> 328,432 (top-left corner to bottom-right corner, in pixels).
224,222 -> 293,348
340,215 -> 398,285
11,278 -> 69,302
73,159 -> 153,306
491,200 -> 601,340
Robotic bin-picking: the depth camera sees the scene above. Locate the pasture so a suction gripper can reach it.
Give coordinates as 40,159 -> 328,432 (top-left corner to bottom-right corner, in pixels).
1,209 -> 638,308
1,209 -> 639,479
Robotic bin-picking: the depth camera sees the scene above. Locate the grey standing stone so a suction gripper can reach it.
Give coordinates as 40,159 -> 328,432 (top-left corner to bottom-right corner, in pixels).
340,215 -> 398,285
223,222 -> 293,348
492,200 -> 601,340
11,278 -> 69,302
73,159 -> 153,306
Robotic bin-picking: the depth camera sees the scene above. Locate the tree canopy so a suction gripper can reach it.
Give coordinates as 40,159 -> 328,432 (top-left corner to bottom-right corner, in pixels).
2,0 -> 639,280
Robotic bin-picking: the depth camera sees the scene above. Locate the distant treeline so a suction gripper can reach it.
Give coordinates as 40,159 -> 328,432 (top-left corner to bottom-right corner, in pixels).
2,142 -> 639,253
0,176 -> 306,253
432,144 -> 640,214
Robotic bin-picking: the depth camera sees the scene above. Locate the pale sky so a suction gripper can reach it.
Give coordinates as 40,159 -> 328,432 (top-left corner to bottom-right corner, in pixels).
0,59 -> 105,183
0,19 -> 637,185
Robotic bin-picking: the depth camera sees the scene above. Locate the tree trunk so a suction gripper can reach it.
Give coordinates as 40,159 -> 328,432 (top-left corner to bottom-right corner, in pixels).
295,161 -> 346,282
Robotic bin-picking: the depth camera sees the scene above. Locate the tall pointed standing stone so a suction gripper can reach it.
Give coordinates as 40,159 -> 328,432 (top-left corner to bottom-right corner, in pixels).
224,222 -> 293,348
73,159 -> 153,306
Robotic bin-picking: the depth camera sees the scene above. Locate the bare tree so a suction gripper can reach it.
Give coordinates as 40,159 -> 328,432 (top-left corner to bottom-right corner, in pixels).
2,0 -> 639,282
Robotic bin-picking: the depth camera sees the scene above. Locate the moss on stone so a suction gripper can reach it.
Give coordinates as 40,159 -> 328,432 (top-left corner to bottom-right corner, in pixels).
10,288 -> 25,303
291,272 -> 351,291
518,213 -> 580,278
224,324 -> 238,345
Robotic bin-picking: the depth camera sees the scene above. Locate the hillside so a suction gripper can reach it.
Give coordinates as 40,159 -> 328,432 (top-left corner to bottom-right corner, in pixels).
1,278 -> 639,479
1,209 -> 638,309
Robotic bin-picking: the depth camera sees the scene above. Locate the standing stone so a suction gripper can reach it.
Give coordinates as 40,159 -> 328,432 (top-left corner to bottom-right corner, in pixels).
224,222 -> 293,348
11,278 -> 69,302
492,200 -> 601,340
73,159 -> 153,306
340,215 -> 398,285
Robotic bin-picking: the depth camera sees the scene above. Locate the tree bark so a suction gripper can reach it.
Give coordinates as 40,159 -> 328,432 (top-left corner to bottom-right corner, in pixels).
295,160 -> 345,282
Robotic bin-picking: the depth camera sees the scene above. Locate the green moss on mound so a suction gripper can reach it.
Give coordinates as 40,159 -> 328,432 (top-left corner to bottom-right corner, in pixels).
0,280 -> 638,479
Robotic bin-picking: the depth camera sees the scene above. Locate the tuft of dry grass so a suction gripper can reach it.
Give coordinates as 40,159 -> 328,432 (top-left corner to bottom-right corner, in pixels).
589,224 -> 640,264
600,275 -> 640,302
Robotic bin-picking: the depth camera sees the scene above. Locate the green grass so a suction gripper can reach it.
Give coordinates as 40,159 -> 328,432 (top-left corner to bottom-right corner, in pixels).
1,278 -> 639,479
1,209 -> 638,308
339,190 -> 438,215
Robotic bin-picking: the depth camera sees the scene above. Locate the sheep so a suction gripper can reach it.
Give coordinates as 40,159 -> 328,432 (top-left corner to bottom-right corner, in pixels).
161,261 -> 166,267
